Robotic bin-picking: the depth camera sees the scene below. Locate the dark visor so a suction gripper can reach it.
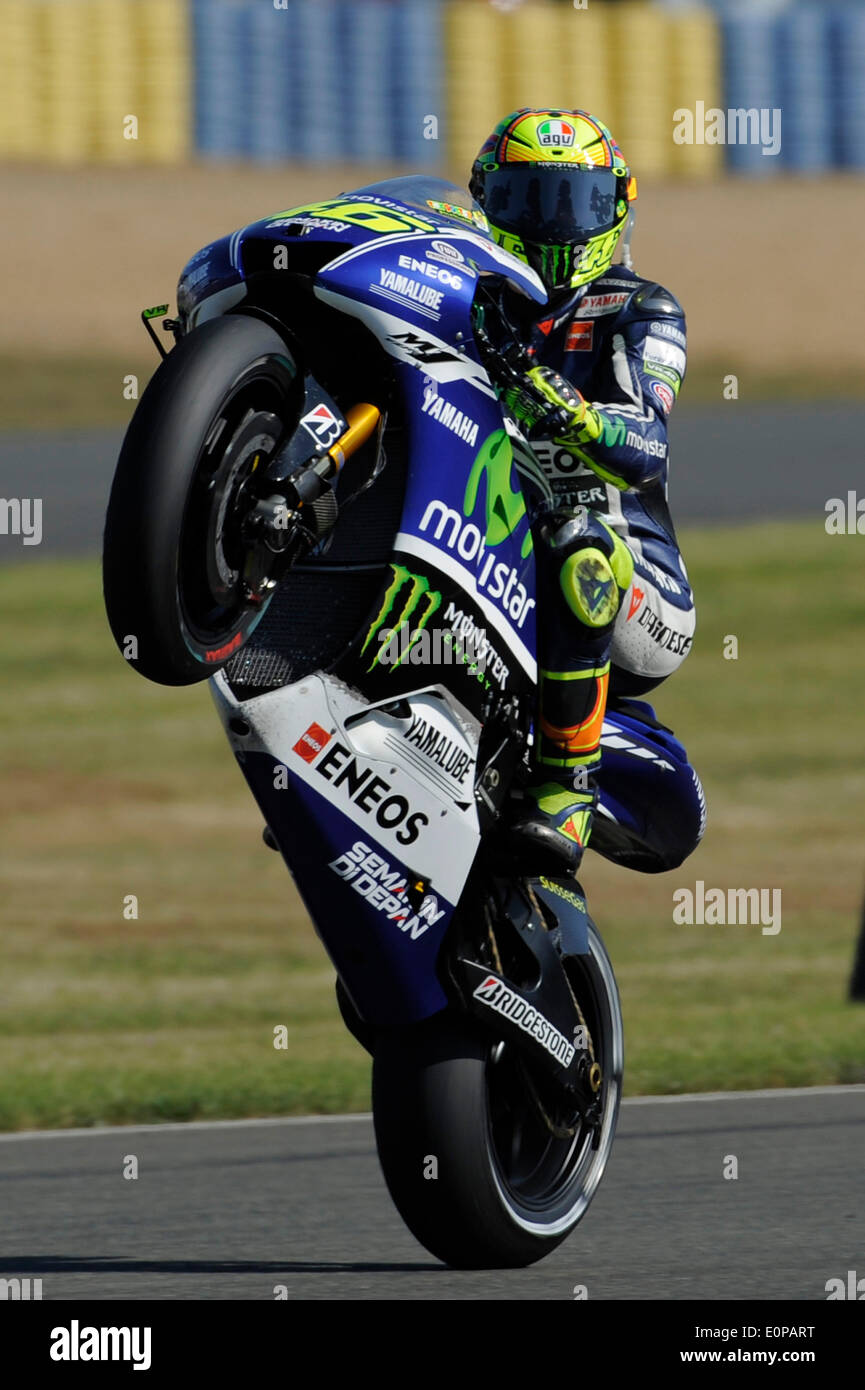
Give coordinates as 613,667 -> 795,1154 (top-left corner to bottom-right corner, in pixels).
480,165 -> 619,245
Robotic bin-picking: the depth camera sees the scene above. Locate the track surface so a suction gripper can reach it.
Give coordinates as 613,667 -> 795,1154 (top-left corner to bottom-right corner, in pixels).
1,1087 -> 862,1301
1,406 -> 862,560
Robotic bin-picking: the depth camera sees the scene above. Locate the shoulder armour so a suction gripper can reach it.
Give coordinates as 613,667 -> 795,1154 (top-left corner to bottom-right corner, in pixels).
630,281 -> 684,319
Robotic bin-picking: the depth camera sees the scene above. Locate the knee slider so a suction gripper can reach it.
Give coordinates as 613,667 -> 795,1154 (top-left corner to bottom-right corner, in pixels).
544,509 -> 634,589
544,509 -> 635,628
560,548 -> 620,627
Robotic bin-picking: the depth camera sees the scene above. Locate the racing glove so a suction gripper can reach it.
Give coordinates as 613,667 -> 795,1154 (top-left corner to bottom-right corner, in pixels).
503,365 -> 602,445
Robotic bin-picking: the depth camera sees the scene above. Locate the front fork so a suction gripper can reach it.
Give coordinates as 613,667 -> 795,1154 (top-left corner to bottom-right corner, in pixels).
140,300 -> 384,605
240,393 -> 383,603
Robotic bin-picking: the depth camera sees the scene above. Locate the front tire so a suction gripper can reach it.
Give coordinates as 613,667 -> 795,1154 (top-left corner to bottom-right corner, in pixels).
372,922 -> 623,1268
103,314 -> 299,685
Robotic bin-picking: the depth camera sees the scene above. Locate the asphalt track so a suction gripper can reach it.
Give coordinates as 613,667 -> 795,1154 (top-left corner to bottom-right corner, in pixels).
0,405 -> 863,560
1,1085 -> 863,1301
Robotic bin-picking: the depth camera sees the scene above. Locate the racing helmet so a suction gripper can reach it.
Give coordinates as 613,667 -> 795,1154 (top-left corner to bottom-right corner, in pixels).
469,109 -> 637,296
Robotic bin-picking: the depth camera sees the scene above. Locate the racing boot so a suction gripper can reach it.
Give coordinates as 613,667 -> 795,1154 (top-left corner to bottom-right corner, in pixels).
509,658 -> 608,876
509,517 -> 634,876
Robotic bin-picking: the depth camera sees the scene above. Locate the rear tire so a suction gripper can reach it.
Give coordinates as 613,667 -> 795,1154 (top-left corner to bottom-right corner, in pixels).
372,922 -> 623,1268
103,314 -> 299,685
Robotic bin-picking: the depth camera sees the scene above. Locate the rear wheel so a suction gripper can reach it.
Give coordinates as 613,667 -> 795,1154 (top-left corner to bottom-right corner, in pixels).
103,314 -> 300,685
372,922 -> 623,1268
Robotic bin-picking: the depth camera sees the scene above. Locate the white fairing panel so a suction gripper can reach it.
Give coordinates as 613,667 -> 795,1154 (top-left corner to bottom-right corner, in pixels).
210,671 -> 481,905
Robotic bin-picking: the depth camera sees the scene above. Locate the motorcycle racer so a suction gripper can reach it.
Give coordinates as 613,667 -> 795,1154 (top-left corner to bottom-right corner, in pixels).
469,108 -> 699,876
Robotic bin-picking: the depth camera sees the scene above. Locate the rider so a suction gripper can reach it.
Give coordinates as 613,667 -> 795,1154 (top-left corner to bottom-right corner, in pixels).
468,109 -> 696,876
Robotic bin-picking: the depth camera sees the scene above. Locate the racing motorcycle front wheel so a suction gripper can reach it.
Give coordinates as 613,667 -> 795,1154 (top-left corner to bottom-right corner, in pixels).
372,921 -> 623,1268
103,314 -> 301,686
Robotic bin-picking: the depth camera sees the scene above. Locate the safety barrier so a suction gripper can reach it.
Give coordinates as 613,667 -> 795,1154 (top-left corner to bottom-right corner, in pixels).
709,0 -> 865,173
444,2 -> 722,178
192,0 -> 441,164
0,0 -> 862,174
0,0 -> 189,163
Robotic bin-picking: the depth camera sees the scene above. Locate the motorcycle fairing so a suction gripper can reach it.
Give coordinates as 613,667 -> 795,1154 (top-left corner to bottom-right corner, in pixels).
213,671 -> 479,894
314,230 -> 543,399
244,752 -> 454,1024
210,669 -> 484,1023
311,303 -> 540,714
329,380 -> 540,719
201,186 -> 546,1026
177,230 -> 247,328
176,176 -> 545,337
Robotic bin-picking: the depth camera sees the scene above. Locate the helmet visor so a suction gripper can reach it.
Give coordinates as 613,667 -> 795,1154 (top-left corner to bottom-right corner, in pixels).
480,164 -> 620,245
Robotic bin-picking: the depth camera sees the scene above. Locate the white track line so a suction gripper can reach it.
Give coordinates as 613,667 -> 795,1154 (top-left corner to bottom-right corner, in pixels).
0,1114 -> 373,1143
622,1083 -> 865,1106
0,1084 -> 863,1143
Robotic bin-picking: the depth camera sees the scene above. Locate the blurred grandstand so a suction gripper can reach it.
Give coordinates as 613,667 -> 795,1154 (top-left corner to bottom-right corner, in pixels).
1,0 -> 864,177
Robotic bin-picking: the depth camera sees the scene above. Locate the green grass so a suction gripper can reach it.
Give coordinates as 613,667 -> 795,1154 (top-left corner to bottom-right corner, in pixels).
2,354 -> 865,431
1,521 -> 864,1129
0,355 -> 157,431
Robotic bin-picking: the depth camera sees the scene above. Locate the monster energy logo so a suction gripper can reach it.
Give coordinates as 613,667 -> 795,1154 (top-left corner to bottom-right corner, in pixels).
361,563 -> 489,679
540,244 -> 579,289
362,565 -> 440,671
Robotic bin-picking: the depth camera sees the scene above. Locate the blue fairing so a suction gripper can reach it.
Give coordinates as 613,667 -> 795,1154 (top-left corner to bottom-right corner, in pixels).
309,196 -> 545,687
177,231 -> 244,323
239,749 -> 452,1024
177,176 -> 545,328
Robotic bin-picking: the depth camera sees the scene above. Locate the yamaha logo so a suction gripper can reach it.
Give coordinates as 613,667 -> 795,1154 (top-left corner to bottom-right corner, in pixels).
430,239 -> 465,264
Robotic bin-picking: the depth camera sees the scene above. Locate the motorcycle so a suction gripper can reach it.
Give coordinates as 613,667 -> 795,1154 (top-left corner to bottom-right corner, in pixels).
103,175 -> 700,1268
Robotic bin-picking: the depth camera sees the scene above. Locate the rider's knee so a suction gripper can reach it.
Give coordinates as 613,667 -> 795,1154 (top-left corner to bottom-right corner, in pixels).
541,508 -> 634,630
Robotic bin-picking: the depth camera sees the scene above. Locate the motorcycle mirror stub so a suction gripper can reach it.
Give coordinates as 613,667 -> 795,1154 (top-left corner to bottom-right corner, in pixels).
140,303 -> 176,359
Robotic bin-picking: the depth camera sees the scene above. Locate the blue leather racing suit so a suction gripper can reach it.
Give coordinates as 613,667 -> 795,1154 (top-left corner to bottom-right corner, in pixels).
504,262 -> 703,872
520,262 -> 695,697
